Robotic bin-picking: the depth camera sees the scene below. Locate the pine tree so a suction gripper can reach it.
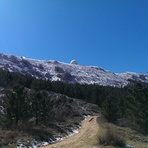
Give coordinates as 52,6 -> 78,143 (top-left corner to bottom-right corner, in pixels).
125,83 -> 148,134
5,85 -> 26,126
102,93 -> 121,122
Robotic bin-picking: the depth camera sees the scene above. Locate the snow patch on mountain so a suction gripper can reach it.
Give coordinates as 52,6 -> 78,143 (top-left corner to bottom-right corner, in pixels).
0,53 -> 148,87
119,72 -> 148,83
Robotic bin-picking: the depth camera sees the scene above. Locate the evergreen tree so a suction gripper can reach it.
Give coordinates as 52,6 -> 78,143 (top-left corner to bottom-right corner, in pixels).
39,90 -> 54,123
102,93 -> 121,122
5,85 -> 26,126
125,83 -> 148,134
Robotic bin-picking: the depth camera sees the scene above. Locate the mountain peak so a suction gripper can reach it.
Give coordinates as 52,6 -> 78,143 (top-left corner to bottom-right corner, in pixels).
0,53 -> 148,87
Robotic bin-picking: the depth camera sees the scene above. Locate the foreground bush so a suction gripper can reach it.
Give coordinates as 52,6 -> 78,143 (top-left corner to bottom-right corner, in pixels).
98,126 -> 126,147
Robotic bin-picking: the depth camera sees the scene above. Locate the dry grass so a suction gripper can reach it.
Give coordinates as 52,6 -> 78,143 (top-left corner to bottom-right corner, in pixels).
0,126 -> 51,148
98,125 -> 126,147
42,116 -> 100,148
1,115 -> 148,148
97,115 -> 148,148
0,129 -> 20,147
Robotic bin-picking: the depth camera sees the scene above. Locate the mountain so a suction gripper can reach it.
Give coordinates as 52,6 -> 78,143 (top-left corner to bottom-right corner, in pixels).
0,53 -> 148,87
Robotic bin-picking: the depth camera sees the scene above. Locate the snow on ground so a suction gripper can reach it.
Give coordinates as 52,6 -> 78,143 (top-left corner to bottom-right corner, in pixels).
16,116 -> 90,148
16,124 -> 81,148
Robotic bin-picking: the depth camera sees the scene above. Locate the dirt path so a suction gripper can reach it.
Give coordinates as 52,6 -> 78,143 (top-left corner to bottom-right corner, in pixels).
42,116 -> 99,148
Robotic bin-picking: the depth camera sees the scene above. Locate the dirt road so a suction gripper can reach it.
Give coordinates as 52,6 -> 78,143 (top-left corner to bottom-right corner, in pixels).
42,116 -> 99,148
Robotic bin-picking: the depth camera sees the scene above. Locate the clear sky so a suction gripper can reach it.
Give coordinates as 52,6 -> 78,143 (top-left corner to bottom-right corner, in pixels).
0,0 -> 148,74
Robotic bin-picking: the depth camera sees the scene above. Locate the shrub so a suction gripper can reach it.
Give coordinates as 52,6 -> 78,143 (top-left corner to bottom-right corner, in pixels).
98,126 -> 126,147
0,130 -> 18,147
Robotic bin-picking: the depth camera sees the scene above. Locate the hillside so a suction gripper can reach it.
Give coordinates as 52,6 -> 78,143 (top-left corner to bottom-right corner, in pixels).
0,90 -> 100,147
0,69 -> 102,147
0,54 -> 147,147
0,53 -> 148,87
42,116 -> 99,148
41,115 -> 148,148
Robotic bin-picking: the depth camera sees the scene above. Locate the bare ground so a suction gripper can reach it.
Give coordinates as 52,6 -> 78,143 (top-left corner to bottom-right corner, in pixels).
42,116 -> 99,148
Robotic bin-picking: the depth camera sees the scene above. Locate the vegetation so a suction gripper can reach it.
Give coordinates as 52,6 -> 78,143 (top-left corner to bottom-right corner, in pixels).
98,125 -> 126,147
4,85 -> 54,127
0,68 -> 148,146
97,116 -> 148,148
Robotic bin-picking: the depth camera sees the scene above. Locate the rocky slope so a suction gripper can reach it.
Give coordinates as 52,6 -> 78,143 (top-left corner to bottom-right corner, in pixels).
0,90 -> 100,147
0,53 -> 148,87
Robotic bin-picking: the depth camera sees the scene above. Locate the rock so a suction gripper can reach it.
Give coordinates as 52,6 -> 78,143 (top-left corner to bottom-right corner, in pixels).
54,66 -> 65,73
0,106 -> 4,114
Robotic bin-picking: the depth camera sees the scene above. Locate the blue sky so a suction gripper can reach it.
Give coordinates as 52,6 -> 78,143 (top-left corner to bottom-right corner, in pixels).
0,0 -> 148,74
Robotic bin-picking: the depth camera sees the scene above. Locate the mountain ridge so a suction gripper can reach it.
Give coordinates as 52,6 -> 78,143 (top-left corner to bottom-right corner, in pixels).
0,53 -> 148,87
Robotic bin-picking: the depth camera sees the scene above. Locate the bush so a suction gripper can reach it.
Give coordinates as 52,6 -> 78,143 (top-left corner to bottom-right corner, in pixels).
17,122 -> 53,141
98,126 -> 126,147
0,130 -> 18,147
